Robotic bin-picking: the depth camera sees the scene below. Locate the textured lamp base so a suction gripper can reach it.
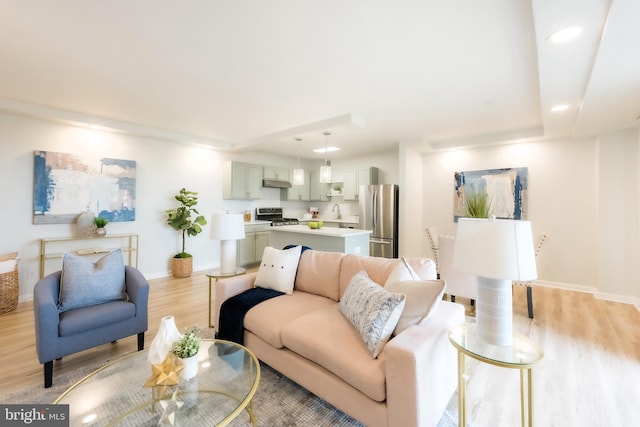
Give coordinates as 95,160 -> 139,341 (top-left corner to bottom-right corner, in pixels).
476,276 -> 512,346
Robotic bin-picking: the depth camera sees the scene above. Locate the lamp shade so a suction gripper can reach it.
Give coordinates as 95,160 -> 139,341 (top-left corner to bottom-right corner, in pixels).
209,213 -> 245,241
453,218 -> 537,281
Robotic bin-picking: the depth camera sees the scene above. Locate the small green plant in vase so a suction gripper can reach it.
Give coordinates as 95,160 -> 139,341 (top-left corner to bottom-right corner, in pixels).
94,217 -> 109,235
172,325 -> 201,380
172,326 -> 201,359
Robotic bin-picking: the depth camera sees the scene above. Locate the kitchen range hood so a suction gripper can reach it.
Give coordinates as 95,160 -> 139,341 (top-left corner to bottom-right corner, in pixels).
262,178 -> 292,189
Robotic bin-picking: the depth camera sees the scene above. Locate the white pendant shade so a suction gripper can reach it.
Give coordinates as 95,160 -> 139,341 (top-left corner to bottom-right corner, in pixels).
319,131 -> 332,183
292,168 -> 305,185
319,164 -> 332,183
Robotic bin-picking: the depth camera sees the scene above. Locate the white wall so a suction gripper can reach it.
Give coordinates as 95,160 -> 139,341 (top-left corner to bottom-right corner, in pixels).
596,128 -> 639,301
414,130 -> 639,304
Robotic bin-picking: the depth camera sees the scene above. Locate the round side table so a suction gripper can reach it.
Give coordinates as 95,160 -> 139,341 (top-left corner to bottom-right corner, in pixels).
448,322 -> 544,427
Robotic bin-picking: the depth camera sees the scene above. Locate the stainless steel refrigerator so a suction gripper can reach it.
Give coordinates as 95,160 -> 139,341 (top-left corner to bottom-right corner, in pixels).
358,184 -> 398,258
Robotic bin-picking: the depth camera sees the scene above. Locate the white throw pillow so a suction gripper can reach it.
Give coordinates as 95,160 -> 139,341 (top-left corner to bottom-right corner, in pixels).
58,249 -> 127,312
340,270 -> 406,358
384,257 -> 419,286
385,279 -> 446,335
254,245 -> 302,295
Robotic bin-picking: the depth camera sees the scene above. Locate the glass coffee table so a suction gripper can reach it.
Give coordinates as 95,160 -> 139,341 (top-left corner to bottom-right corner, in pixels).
54,339 -> 260,426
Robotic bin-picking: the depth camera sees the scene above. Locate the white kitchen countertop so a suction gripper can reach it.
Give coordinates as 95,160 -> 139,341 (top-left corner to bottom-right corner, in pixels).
270,224 -> 372,237
297,217 -> 359,224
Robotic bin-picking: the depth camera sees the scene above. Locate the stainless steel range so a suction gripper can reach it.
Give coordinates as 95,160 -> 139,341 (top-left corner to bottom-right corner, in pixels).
255,207 -> 299,226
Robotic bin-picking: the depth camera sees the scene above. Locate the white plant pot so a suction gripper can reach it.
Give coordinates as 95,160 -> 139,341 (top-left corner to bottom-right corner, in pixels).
181,355 -> 199,380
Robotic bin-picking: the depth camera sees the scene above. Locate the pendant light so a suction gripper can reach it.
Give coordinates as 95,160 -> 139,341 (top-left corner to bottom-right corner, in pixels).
319,131 -> 332,183
292,138 -> 304,186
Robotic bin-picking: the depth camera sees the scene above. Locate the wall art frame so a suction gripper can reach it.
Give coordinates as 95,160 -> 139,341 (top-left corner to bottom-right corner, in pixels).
33,150 -> 136,224
453,167 -> 528,222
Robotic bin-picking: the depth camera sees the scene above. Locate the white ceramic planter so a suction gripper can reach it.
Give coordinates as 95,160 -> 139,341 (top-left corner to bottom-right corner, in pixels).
181,354 -> 199,380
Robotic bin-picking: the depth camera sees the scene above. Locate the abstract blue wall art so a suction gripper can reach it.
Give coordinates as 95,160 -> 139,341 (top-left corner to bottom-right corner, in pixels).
453,167 -> 528,222
33,150 -> 136,224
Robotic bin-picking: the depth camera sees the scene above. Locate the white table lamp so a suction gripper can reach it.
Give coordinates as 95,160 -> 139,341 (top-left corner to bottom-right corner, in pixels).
453,217 -> 537,346
210,213 -> 246,275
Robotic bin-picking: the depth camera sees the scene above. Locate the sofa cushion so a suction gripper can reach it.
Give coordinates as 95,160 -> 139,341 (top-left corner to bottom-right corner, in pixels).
244,291 -> 335,348
58,249 -> 127,312
281,304 -> 387,402
59,300 -> 136,337
384,257 -> 419,285
294,250 -> 344,301
385,279 -> 446,334
404,257 -> 437,280
339,254 -> 399,299
254,245 -> 302,295
340,270 -> 405,358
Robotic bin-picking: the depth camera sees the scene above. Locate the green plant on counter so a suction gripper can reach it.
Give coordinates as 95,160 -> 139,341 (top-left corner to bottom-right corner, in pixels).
464,189 -> 493,218
166,188 -> 207,258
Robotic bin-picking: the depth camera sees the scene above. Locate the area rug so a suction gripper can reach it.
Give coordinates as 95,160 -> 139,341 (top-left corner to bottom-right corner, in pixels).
1,357 -> 460,427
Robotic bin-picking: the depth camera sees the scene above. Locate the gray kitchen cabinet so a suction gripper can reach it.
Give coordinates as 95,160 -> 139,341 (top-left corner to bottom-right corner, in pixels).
223,161 -> 263,200
342,167 -> 379,200
309,171 -> 330,201
286,170 -> 311,201
237,224 -> 270,266
263,166 -> 290,181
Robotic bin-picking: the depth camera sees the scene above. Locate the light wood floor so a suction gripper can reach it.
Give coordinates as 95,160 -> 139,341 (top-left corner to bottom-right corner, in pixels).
1,273 -> 639,426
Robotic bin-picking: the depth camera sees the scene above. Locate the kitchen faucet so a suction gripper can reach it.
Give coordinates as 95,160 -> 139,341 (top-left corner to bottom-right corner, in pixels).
332,203 -> 342,219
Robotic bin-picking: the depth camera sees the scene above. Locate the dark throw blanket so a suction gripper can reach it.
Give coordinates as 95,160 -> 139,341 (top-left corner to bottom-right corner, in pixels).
216,287 -> 284,345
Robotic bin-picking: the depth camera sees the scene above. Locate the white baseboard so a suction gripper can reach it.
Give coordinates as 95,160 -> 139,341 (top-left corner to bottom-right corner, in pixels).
533,280 -> 639,311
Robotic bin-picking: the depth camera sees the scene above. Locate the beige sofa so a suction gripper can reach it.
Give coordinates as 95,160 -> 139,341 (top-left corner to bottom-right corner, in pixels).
214,250 -> 465,427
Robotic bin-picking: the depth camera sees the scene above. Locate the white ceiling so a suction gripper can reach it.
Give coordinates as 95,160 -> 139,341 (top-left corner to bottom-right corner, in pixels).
0,0 -> 638,160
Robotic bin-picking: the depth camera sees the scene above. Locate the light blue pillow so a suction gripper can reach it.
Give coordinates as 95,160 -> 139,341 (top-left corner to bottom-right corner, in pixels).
339,270 -> 406,358
58,249 -> 127,312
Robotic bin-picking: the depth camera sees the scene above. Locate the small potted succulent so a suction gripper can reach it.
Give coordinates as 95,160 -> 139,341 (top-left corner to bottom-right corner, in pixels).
94,217 -> 109,236
172,325 -> 201,380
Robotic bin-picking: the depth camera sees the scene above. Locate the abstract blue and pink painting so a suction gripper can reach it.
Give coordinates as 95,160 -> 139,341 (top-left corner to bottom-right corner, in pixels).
33,150 -> 136,224
453,167 -> 527,222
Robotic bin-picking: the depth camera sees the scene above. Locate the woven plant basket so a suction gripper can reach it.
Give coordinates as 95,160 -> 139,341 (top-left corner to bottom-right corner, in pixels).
0,252 -> 19,314
172,257 -> 193,278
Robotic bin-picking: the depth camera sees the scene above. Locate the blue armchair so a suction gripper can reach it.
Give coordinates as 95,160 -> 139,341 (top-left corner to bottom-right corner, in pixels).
33,265 -> 149,387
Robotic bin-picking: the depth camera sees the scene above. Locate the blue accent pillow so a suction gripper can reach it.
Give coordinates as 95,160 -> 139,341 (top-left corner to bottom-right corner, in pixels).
58,249 -> 127,312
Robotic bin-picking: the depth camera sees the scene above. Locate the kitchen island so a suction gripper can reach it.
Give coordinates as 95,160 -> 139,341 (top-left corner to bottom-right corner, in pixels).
269,225 -> 372,256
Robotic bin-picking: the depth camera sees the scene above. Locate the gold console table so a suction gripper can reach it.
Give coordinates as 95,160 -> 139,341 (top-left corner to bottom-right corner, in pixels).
40,233 -> 139,278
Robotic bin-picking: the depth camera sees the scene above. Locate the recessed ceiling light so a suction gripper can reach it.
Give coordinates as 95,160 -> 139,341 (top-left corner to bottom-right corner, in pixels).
547,26 -> 583,44
550,104 -> 570,112
313,147 -> 340,153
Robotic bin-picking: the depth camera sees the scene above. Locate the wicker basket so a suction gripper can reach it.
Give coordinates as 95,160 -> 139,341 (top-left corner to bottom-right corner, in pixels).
0,252 -> 19,315
172,256 -> 193,278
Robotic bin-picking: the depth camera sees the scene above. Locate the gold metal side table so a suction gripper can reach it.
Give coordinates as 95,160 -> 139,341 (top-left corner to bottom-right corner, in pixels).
206,267 -> 247,329
448,322 -> 544,427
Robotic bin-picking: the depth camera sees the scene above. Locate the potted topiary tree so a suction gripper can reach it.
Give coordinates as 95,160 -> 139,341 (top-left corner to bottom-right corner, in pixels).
166,188 -> 207,278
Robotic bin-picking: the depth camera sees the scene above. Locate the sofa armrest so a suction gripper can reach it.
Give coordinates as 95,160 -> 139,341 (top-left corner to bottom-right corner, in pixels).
213,272 -> 257,331
124,266 -> 150,320
384,301 -> 465,427
33,272 -> 62,363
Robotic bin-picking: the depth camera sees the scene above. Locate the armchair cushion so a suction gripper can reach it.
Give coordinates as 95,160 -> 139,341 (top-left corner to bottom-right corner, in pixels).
59,300 -> 136,337
58,249 -> 127,312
